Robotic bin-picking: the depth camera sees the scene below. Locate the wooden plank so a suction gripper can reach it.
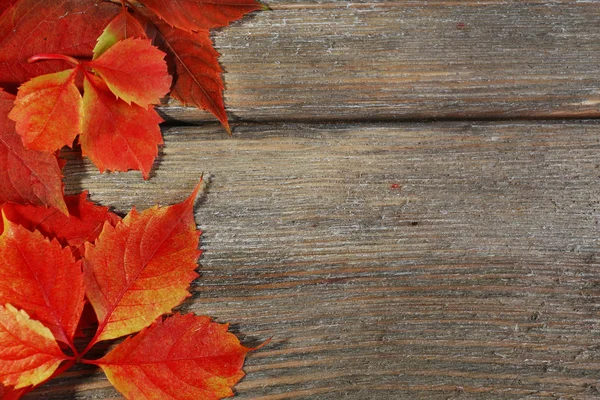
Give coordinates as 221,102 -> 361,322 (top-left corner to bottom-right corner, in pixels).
28,121 -> 600,399
159,1 -> 600,123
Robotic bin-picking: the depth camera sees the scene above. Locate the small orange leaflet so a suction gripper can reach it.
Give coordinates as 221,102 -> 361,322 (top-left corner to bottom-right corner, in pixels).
89,38 -> 172,108
7,69 -> 82,152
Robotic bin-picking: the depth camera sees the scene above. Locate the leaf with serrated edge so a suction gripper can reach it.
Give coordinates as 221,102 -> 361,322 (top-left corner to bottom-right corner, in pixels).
8,69 -> 82,152
80,73 -> 163,178
83,184 -> 201,343
89,38 -> 171,108
0,89 -> 67,214
0,304 -> 67,389
0,216 -> 85,345
151,19 -> 229,131
96,313 -> 250,400
140,0 -> 265,32
1,192 -> 121,258
93,7 -> 147,59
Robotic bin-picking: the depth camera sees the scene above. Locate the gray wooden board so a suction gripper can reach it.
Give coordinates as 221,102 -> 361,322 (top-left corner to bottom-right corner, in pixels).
27,121 -> 600,399
159,0 -> 600,124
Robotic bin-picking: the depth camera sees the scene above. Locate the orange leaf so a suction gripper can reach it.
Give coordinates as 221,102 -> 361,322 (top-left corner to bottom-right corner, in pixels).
0,304 -> 67,389
0,217 -> 85,345
8,69 -> 82,152
89,38 -> 171,108
0,192 -> 121,258
140,0 -> 265,32
96,313 -> 250,400
0,89 -> 67,213
80,73 -> 164,178
151,19 -> 229,131
93,7 -> 148,59
83,184 -> 201,343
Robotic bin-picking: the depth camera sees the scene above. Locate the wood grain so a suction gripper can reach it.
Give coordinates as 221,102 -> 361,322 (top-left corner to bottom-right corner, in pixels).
159,0 -> 600,124
27,121 -> 600,399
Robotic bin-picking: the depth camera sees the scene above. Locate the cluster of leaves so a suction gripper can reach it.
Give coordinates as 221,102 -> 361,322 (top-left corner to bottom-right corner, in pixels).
0,0 -> 266,398
0,0 -> 266,189
0,185 -> 254,399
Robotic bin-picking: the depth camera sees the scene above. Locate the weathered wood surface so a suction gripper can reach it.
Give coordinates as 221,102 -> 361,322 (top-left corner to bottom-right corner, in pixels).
27,122 -> 600,399
161,0 -> 600,123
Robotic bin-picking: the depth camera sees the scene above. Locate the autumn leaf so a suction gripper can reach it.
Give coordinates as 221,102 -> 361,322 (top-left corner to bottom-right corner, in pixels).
93,7 -> 148,59
0,217 -> 85,345
88,37 -> 171,108
150,18 -> 229,131
0,192 -> 121,258
0,385 -> 29,400
80,73 -> 164,178
0,89 -> 66,213
140,0 -> 266,32
8,69 -> 82,152
0,304 -> 68,389
96,313 -> 251,400
0,0 -> 116,91
83,184 -> 201,343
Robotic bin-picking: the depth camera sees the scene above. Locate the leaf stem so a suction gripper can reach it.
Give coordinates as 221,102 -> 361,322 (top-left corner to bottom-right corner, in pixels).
66,340 -> 80,360
28,54 -> 80,66
79,358 -> 100,365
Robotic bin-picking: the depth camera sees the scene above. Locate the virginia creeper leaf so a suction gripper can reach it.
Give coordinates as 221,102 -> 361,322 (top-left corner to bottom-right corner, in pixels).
89,38 -> 171,108
0,192 -> 121,258
81,73 -> 164,178
140,0 -> 265,32
0,217 -> 85,344
0,89 -> 67,213
97,313 -> 250,400
8,69 -> 82,152
0,304 -> 67,389
0,0 -> 116,90
151,18 -> 229,131
93,7 -> 148,60
83,184 -> 201,343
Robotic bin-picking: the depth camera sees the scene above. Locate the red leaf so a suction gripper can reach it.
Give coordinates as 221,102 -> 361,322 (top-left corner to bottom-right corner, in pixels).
0,89 -> 67,213
0,1 -> 18,17
83,184 -> 201,343
0,192 -> 121,258
0,304 -> 67,389
89,38 -> 171,108
8,68 -> 82,152
0,385 -> 29,400
0,218 -> 85,345
151,19 -> 229,131
96,313 -> 250,400
0,0 -> 117,90
93,7 -> 148,59
80,73 -> 164,178
140,0 -> 265,32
